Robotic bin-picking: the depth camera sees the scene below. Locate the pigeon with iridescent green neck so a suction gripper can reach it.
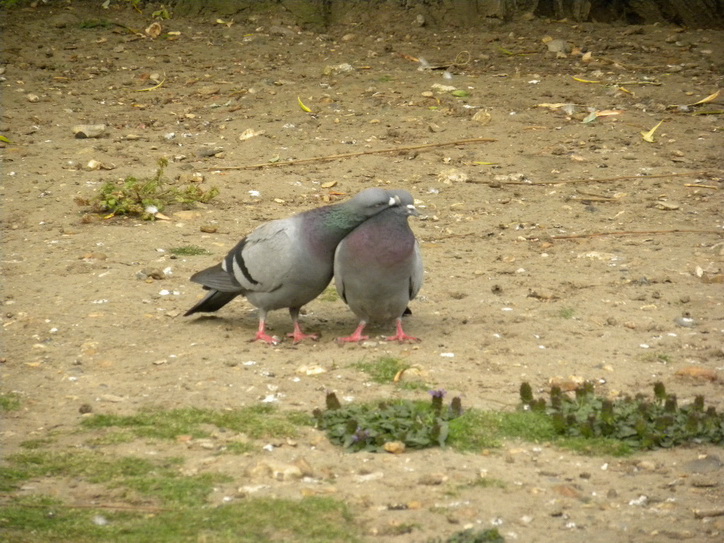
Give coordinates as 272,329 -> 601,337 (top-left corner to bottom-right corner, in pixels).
185,188 -> 399,344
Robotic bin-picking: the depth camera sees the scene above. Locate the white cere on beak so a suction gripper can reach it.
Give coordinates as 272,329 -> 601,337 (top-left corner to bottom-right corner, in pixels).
390,195 -> 400,205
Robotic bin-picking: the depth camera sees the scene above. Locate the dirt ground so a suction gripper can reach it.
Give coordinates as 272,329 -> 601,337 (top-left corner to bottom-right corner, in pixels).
2,2 -> 723,542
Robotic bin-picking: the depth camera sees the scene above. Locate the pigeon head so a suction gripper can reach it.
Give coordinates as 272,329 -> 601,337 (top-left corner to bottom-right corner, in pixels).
386,189 -> 420,217
346,187 -> 399,218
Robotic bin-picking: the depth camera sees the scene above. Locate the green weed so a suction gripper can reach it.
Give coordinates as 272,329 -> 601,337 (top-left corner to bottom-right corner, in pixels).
353,356 -> 409,383
428,528 -> 505,543
91,158 -> 218,219
0,391 -> 21,411
168,245 -> 210,256
81,405 -> 302,440
558,307 -> 575,319
0,495 -> 361,542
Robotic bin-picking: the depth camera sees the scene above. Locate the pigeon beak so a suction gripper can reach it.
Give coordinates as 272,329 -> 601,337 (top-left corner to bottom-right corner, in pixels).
407,204 -> 420,217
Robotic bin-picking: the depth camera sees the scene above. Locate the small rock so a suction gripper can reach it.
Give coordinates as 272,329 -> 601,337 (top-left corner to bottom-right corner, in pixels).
683,454 -> 722,474
546,39 -> 571,54
178,172 -> 205,184
197,85 -> 221,96
26,93 -> 40,103
553,484 -> 583,500
383,441 -> 406,454
72,124 -> 106,139
250,460 -> 303,481
136,268 -> 166,281
418,473 -> 447,485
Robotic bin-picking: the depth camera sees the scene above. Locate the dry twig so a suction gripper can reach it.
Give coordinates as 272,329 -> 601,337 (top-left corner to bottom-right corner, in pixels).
209,137 -> 496,170
489,171 -> 721,186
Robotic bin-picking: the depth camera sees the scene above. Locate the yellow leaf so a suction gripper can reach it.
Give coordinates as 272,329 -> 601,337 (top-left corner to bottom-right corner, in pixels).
535,103 -> 569,110
472,161 -> 497,165
0,135 -> 11,143
690,89 -> 720,106
321,181 -> 337,188
596,109 -> 624,117
641,120 -> 663,143
135,74 -> 166,92
572,76 -> 601,84
297,96 -> 312,113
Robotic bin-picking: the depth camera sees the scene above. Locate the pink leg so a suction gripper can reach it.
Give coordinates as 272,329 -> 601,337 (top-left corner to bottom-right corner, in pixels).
337,321 -> 369,343
386,318 -> 420,343
254,318 -> 280,345
287,308 -> 319,343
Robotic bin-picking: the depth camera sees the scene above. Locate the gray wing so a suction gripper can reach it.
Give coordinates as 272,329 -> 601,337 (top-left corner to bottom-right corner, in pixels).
223,218 -> 298,293
408,240 -> 423,301
333,241 -> 349,304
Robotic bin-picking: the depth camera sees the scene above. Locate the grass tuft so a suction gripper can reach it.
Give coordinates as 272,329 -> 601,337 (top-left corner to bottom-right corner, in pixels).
0,391 -> 21,411
81,405 -> 302,441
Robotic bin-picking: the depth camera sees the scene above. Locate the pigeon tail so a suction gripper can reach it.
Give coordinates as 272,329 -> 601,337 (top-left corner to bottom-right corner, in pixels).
184,290 -> 239,316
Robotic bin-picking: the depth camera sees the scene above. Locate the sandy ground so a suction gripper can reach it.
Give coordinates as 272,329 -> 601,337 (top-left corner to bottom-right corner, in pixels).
2,3 -> 723,541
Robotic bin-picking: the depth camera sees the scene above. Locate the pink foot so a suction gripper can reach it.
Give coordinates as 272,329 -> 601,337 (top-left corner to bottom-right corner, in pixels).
287,322 -> 319,344
254,319 -> 280,345
385,319 -> 420,343
254,331 -> 280,345
337,322 -> 369,343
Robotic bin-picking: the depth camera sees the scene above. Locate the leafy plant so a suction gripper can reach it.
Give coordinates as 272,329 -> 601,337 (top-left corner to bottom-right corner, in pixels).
91,158 -> 218,219
313,390 -> 464,452
520,381 -> 724,450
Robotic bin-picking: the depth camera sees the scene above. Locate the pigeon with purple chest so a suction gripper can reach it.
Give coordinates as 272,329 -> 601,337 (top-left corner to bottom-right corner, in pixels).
184,188 -> 399,344
334,189 -> 423,343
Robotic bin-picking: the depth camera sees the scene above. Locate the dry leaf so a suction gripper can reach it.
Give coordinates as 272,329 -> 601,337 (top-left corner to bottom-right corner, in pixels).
145,22 -> 162,39
572,76 -> 601,84
321,181 -> 337,188
690,89 -> 720,106
675,366 -> 718,381
297,96 -> 312,113
641,120 -> 663,142
239,128 -> 265,141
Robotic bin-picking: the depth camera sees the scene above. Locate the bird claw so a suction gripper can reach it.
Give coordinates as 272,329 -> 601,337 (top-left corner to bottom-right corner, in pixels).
287,331 -> 319,344
336,334 -> 370,343
386,334 -> 421,343
254,331 -> 280,345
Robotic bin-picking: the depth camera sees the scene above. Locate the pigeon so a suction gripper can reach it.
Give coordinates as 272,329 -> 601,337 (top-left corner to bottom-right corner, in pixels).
334,189 -> 423,343
184,188 -> 400,344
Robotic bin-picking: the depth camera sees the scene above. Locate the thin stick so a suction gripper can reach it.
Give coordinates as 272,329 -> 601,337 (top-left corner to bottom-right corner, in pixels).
210,137 -> 496,170
548,229 -> 723,240
490,171 -> 721,186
